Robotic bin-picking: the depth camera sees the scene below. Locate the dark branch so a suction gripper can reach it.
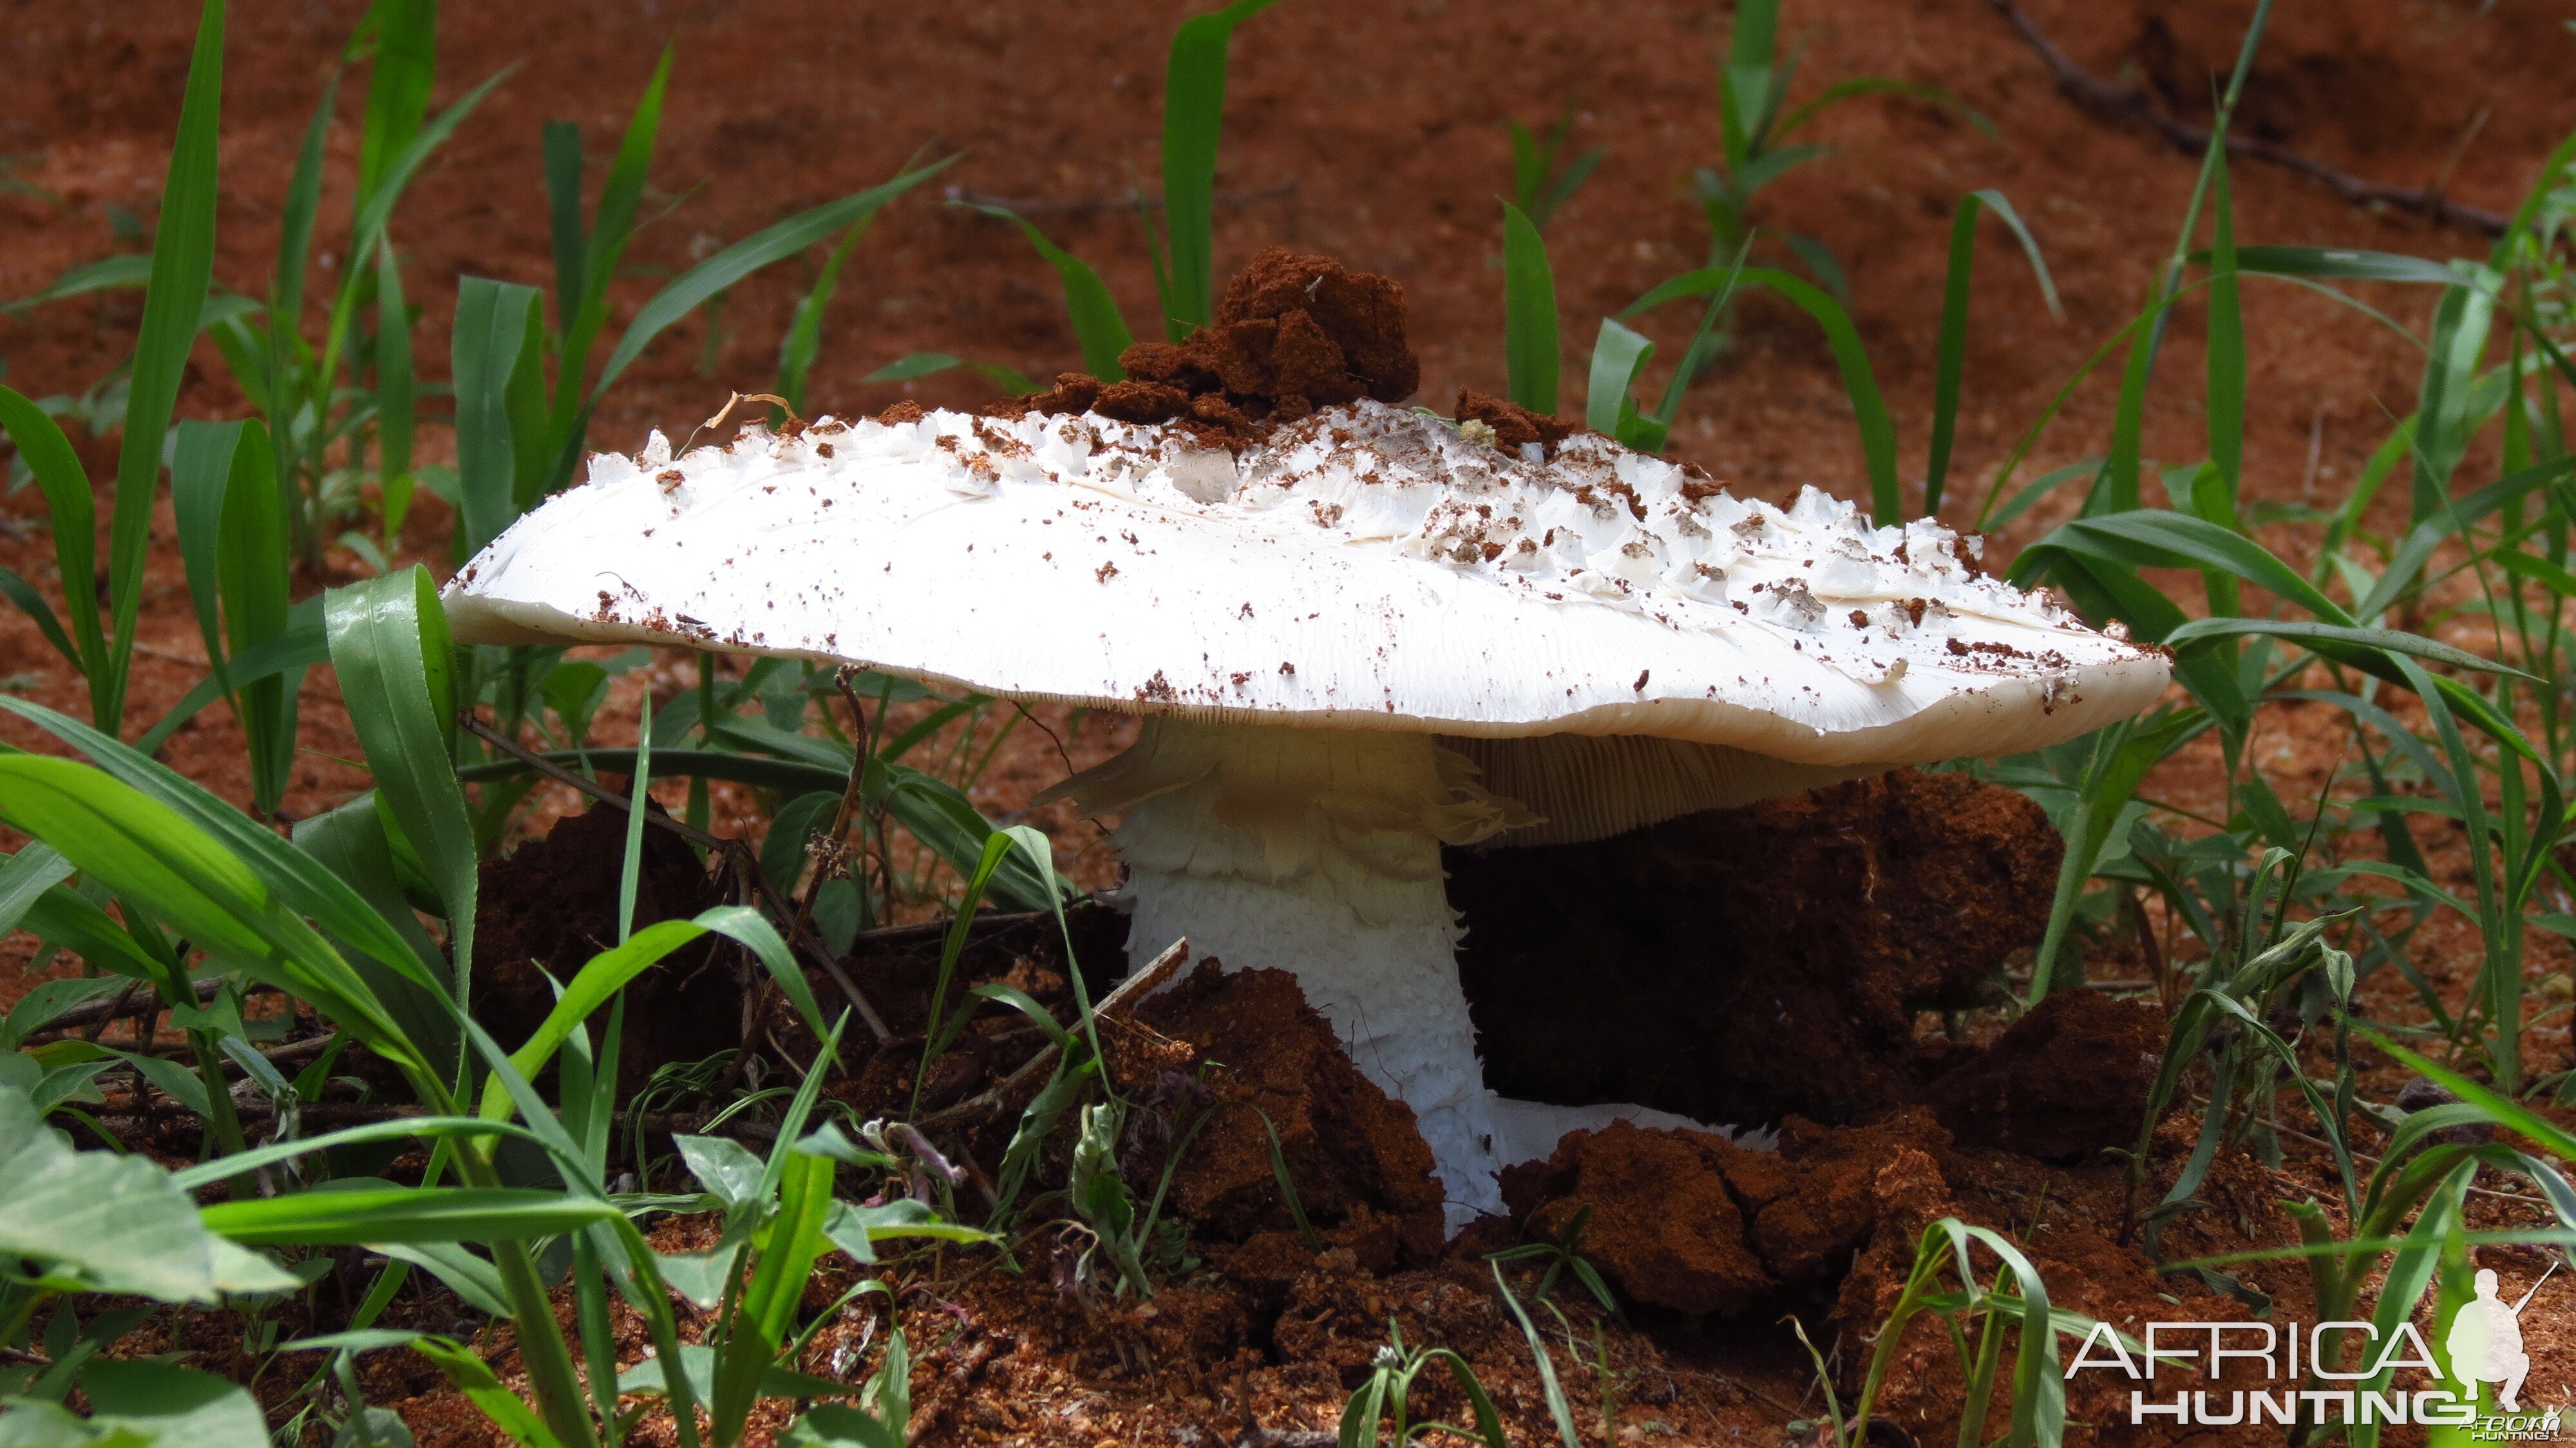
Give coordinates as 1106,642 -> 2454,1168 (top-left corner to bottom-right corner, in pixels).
1984,0 -> 2510,237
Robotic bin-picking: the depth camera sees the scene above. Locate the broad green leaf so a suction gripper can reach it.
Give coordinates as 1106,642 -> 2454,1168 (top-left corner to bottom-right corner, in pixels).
0,842 -> 74,940
6,1360 -> 270,1448
0,1085 -> 298,1300
821,1198 -> 998,1266
673,1133 -> 768,1210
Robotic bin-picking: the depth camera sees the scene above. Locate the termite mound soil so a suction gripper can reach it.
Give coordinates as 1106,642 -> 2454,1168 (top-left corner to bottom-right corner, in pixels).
1450,767 -> 2063,1129
1128,962 -> 1450,1268
1926,985 -> 2168,1161
471,798 -> 739,1095
1002,247 -> 1419,448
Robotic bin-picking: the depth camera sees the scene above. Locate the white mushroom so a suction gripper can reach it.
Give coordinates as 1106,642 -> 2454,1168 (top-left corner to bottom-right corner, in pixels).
444,400 -> 2170,1228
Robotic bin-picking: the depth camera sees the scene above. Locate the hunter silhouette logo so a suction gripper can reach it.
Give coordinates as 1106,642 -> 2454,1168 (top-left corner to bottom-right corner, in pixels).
2450,1265 -> 2552,1413
2067,1259 -> 2565,1434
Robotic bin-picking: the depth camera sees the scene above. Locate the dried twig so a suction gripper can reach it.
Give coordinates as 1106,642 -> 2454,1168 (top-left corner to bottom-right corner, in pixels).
1984,0 -> 2510,236
785,668 -> 871,959
26,979 -> 282,1043
460,711 -> 893,1041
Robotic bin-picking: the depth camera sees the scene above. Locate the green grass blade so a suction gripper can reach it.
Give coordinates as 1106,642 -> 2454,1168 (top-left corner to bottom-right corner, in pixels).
326,568 -> 476,1009
960,202 -> 1133,379
1501,202 -> 1559,416
316,65 -> 513,417
1623,263 -> 1898,520
2204,150 -> 2245,531
0,757 -> 421,1070
1750,269 -> 1897,524
451,278 -> 544,557
0,692 -> 440,1004
1584,318 -> 1654,436
863,351 -> 1043,396
169,419 -> 247,717
354,0 -> 435,209
274,71 -> 338,330
1926,200 -> 1979,520
2,254 -> 155,313
203,1186 -> 618,1246
590,156 -> 955,406
218,421 -> 294,813
2095,318 -> 2154,517
375,243 -> 417,540
1773,77 -> 1994,144
2410,277 -> 2496,522
0,567 -> 80,678
545,44 -> 674,484
776,217 -> 873,413
542,119 -> 587,333
1924,189 -> 2058,520
480,906 -> 817,1120
1160,0 -> 1280,336
105,0 -> 227,736
618,691 -> 652,944
0,386 -> 103,679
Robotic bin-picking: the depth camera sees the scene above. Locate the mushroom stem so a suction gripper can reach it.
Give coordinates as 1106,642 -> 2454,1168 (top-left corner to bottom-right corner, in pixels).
1059,719 -> 1532,1227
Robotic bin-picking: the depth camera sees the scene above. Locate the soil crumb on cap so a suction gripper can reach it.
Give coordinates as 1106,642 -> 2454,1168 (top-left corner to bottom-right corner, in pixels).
1453,387 -> 1575,456
1010,249 -> 1421,450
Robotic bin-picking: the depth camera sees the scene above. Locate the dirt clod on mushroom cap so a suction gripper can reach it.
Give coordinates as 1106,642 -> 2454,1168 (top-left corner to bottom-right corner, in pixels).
1453,387 -> 1574,455
1012,248 -> 1420,448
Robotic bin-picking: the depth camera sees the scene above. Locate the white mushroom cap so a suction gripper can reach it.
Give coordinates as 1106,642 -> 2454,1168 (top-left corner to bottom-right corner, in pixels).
445,401 -> 2167,838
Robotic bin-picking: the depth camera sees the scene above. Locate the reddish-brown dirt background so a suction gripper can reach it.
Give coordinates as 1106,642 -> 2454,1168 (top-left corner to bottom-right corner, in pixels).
8,0 -> 2576,1442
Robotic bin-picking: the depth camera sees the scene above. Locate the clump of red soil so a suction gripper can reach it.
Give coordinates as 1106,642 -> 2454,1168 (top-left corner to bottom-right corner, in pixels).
1451,768 -> 2061,1128
1501,1110 -> 1957,1320
1927,987 -> 2166,1162
1009,247 -> 1420,447
1453,386 -> 1575,455
471,800 -> 739,1093
1133,962 -> 1448,1265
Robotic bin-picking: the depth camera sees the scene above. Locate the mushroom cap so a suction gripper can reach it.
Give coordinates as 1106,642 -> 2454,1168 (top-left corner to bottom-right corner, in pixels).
445,401 -> 2167,837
